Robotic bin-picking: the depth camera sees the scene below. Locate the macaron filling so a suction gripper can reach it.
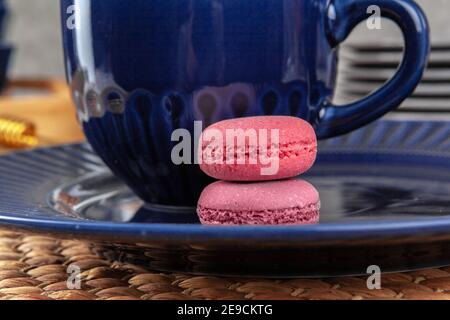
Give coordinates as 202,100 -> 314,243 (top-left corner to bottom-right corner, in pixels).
202,140 -> 317,163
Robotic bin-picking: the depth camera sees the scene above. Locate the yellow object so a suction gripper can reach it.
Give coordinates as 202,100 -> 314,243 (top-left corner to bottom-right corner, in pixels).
0,116 -> 38,148
0,79 -> 85,153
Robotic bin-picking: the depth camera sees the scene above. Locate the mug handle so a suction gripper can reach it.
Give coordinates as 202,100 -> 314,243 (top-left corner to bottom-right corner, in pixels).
316,0 -> 430,138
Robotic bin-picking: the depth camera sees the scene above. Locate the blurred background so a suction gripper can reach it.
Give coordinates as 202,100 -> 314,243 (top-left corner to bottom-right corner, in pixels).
0,0 -> 83,154
6,0 -> 64,79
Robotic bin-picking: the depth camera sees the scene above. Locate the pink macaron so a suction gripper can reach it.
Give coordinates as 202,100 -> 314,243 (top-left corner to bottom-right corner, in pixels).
198,116 -> 317,181
197,179 -> 320,225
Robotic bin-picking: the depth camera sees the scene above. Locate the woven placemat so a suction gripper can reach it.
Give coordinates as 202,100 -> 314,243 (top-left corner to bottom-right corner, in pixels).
2,230 -> 450,300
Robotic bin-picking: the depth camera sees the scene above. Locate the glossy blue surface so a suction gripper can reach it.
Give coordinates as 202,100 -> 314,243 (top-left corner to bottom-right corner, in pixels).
320,0 -> 430,137
60,0 -> 430,205
0,120 -> 449,276
0,0 -> 10,91
0,43 -> 11,91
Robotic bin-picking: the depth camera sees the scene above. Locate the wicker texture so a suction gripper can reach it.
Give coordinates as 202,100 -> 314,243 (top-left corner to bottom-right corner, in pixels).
1,230 -> 450,300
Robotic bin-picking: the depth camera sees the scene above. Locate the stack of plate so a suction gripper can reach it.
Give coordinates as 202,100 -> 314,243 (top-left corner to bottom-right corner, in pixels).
334,0 -> 450,116
335,43 -> 450,115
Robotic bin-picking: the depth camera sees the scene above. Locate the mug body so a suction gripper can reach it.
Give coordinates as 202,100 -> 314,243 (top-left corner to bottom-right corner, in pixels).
61,0 -> 336,205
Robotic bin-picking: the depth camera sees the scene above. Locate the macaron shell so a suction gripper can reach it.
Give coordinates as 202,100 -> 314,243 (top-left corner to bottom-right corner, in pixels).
204,116 -> 314,140
197,179 -> 320,225
199,116 -> 317,181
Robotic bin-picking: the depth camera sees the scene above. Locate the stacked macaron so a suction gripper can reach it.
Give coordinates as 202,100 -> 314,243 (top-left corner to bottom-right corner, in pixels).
197,116 -> 320,225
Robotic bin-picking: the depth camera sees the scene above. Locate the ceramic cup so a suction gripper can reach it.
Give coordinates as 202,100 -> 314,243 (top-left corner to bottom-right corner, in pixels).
60,0 -> 429,206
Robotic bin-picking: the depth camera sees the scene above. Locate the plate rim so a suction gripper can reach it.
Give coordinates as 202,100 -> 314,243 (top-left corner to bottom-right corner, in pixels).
2,211 -> 450,244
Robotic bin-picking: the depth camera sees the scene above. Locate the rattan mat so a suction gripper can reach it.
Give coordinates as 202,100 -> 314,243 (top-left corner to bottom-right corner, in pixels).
2,230 -> 450,300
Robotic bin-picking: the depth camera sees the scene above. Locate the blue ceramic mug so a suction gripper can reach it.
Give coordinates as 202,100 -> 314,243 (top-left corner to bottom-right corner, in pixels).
60,0 -> 429,206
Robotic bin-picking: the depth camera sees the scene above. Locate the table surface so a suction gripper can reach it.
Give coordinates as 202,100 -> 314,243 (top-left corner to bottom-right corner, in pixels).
1,230 -> 450,300
0,82 -> 449,300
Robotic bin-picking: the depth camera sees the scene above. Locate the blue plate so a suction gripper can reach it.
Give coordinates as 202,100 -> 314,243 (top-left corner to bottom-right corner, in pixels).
0,119 -> 449,277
